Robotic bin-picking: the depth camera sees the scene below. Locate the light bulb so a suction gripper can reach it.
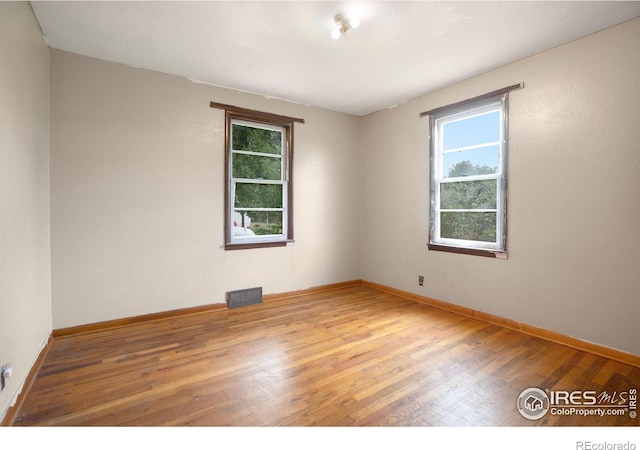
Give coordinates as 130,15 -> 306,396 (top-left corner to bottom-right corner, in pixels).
331,28 -> 341,40
349,16 -> 360,29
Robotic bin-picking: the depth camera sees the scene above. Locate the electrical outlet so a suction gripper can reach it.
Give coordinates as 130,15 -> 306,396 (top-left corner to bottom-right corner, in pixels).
1,364 -> 12,392
418,275 -> 424,286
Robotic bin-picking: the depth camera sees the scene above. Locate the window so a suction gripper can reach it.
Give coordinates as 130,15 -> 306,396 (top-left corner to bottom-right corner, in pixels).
423,84 -> 521,257
211,102 -> 303,250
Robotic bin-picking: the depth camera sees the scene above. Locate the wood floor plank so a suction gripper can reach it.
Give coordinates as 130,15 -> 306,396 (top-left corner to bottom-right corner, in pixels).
11,285 -> 640,426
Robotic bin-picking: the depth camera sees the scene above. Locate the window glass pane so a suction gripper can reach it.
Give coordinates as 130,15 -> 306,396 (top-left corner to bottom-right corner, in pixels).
440,180 -> 497,210
234,183 -> 283,209
440,212 -> 496,242
442,145 -> 500,178
232,124 -> 282,155
234,210 -> 283,237
233,153 -> 282,180
442,110 -> 500,150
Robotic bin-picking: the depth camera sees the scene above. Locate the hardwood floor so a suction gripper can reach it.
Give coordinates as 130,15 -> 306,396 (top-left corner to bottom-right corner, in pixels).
13,286 -> 640,426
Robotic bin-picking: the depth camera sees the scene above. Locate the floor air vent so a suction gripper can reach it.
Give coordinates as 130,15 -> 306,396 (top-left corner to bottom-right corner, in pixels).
227,287 -> 263,309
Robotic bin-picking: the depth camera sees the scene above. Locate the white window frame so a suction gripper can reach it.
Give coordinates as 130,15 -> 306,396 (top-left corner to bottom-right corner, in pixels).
428,93 -> 510,256
228,118 -> 290,246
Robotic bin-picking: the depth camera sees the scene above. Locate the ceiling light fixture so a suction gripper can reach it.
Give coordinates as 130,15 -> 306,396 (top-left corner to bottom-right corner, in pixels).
331,13 -> 360,39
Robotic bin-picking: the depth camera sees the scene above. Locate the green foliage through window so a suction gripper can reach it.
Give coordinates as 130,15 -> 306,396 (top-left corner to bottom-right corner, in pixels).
234,183 -> 283,209
440,177 -> 497,210
441,212 -> 497,242
232,124 -> 282,154
232,153 -> 281,180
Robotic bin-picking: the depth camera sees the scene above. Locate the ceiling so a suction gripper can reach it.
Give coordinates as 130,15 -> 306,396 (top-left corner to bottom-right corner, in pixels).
31,1 -> 640,116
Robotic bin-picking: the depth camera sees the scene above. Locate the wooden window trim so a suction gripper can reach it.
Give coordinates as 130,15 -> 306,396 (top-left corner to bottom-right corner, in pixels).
427,243 -> 507,259
211,102 -> 303,250
424,85 -> 523,256
211,102 -> 304,125
420,83 -> 523,117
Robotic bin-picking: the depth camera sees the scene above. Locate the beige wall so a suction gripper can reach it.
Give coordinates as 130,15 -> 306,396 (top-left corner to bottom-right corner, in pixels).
0,3 -> 52,420
361,18 -> 640,356
50,50 -> 362,329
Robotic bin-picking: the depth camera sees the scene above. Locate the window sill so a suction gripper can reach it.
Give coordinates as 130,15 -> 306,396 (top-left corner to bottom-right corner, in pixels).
428,243 -> 507,259
225,240 -> 295,251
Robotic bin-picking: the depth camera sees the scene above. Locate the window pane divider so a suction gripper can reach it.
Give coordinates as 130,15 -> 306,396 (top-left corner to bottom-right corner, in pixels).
234,207 -> 284,212
233,178 -> 284,185
440,209 -> 497,213
232,149 -> 282,158
442,141 -> 501,153
439,174 -> 499,183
